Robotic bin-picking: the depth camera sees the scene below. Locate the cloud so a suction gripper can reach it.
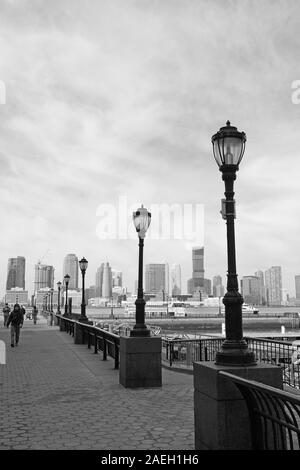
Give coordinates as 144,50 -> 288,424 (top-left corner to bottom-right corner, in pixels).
0,0 -> 299,295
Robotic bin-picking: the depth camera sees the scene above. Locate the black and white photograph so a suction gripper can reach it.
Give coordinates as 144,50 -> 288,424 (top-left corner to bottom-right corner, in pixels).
0,0 -> 300,457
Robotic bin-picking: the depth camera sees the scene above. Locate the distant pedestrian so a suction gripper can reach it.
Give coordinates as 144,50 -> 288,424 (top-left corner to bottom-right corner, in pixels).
21,305 -> 29,320
3,303 -> 11,327
7,304 -> 24,347
32,306 -> 38,325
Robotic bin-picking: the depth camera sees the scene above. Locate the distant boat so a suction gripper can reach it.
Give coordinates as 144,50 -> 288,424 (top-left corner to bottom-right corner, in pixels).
221,304 -> 259,315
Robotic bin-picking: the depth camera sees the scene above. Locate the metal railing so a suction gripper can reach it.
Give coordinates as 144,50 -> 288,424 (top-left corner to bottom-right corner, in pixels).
162,337 -> 223,369
162,336 -> 300,388
85,324 -> 120,370
56,314 -> 120,369
220,371 -> 300,450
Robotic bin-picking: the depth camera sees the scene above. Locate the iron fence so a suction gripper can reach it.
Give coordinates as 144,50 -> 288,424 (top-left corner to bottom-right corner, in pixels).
56,314 -> 120,369
162,336 -> 300,388
220,371 -> 300,450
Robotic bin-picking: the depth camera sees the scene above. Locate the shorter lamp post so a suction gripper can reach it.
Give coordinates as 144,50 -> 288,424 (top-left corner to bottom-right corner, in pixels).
131,205 -> 151,337
211,120 -> 256,366
79,257 -> 88,322
50,288 -> 54,313
57,281 -> 62,314
64,274 -> 70,316
110,297 -> 114,319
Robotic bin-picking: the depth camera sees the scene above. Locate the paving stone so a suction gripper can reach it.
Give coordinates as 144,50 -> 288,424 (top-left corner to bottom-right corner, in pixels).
0,321 -> 194,450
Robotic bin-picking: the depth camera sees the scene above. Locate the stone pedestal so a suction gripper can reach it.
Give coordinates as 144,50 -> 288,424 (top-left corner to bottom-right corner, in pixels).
74,319 -> 92,344
194,361 -> 283,450
119,336 -> 162,388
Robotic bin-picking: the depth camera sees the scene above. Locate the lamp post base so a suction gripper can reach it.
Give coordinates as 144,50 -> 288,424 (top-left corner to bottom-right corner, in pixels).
215,340 -> 256,366
130,327 -> 150,337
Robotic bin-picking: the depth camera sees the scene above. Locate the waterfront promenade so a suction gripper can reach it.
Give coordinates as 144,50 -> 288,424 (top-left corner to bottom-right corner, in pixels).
0,318 -> 194,450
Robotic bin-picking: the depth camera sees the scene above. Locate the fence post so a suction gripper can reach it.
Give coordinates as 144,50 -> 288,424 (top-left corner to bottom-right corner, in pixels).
115,341 -> 119,370
103,338 -> 107,361
94,334 -> 98,354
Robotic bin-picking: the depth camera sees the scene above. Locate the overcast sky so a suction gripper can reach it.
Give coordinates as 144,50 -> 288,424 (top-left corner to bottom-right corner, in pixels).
0,0 -> 300,297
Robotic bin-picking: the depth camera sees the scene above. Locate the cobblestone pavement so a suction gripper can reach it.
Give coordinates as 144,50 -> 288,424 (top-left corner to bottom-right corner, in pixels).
0,317 -> 194,450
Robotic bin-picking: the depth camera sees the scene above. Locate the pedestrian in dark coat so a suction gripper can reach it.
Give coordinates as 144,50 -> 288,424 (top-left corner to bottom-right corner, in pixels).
7,304 -> 24,347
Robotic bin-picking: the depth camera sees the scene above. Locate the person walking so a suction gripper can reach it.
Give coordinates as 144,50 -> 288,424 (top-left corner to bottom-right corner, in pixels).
2,303 -> 11,327
20,305 -> 28,320
6,304 -> 24,347
32,306 -> 38,325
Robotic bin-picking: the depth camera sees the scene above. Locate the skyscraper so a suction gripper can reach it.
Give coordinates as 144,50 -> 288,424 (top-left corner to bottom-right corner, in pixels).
213,275 -> 224,297
187,246 -> 205,295
295,275 -> 300,300
145,264 -> 166,296
6,256 -> 26,290
255,270 -> 266,305
112,270 -> 122,287
95,263 -> 104,297
171,264 -> 181,296
165,263 -> 169,295
102,262 -> 112,298
63,254 -> 79,290
265,266 -> 282,306
241,276 -> 261,305
34,263 -> 54,291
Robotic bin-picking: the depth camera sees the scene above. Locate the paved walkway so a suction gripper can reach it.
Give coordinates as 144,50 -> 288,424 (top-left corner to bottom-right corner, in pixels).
0,318 -> 194,450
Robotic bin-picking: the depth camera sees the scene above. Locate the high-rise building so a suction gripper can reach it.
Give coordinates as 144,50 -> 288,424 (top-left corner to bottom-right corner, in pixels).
203,278 -> 212,296
164,263 -> 169,295
187,246 -> 207,296
102,262 -> 112,298
265,266 -> 282,306
255,270 -> 266,305
112,270 -> 122,287
171,264 -> 181,296
63,254 -> 79,290
241,276 -> 261,305
187,247 -> 205,294
145,264 -> 166,296
34,263 -> 54,291
295,275 -> 300,300
213,275 -> 224,297
6,256 -> 26,290
95,263 -> 104,297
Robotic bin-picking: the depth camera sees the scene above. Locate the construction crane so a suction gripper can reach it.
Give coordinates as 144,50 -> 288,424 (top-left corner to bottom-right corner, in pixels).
37,249 -> 50,265
34,249 -> 51,293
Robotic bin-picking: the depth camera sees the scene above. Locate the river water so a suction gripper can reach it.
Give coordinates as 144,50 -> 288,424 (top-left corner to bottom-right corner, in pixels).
72,306 -> 300,337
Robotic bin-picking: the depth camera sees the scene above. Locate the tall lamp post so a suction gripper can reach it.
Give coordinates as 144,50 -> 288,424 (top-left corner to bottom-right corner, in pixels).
211,121 -> 256,366
57,281 -> 62,314
79,257 -> 88,322
131,205 -> 151,337
64,274 -> 70,316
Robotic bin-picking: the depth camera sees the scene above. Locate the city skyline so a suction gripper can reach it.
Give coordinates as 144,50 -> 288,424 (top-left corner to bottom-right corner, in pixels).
0,1 -> 300,300
2,251 -> 299,303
